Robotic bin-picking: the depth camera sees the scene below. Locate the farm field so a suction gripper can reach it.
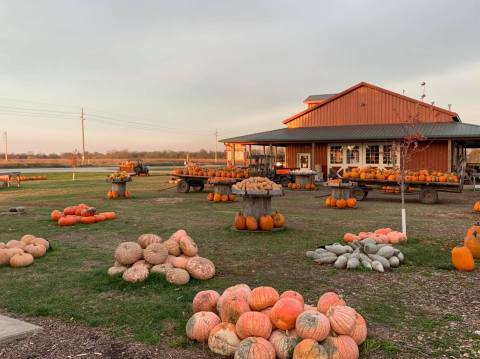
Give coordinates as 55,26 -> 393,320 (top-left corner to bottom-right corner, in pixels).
0,173 -> 479,358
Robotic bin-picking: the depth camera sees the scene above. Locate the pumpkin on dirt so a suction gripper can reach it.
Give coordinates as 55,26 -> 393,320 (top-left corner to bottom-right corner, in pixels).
122,265 -> 149,283
248,286 -> 280,311
208,322 -> 240,356
186,311 -> 221,342
235,311 -> 272,339
246,216 -> 258,231
234,337 -> 276,359
451,246 -> 475,271
270,297 -> 304,330
259,215 -> 274,231
464,225 -> 480,258
192,290 -> 220,313
186,256 -> 216,280
166,268 -> 190,285
293,339 -> 328,359
322,335 -> 359,359
350,312 -> 368,345
235,213 -> 247,230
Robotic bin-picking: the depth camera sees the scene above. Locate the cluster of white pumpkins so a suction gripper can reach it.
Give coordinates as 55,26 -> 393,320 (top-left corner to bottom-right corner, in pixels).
108,230 -> 215,285
306,239 -> 405,273
0,234 -> 50,267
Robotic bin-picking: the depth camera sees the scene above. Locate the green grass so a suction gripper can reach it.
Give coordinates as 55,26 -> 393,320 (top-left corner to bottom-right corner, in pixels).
1,172 -> 479,358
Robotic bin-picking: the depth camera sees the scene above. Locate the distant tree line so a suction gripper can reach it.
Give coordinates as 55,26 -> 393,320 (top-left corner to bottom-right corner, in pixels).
0,149 -> 225,160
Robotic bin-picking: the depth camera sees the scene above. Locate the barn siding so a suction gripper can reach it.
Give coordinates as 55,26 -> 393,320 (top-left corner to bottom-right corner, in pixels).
287,86 -> 453,128
408,141 -> 449,172
285,143 -> 328,178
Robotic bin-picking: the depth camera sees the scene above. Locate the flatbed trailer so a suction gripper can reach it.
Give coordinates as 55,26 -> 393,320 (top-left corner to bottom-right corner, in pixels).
349,178 -> 464,204
171,174 -> 209,193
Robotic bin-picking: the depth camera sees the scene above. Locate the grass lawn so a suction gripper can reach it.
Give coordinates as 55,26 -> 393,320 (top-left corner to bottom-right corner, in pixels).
1,173 -> 479,358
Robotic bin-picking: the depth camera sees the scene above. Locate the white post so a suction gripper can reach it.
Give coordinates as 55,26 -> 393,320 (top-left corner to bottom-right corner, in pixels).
401,208 -> 406,235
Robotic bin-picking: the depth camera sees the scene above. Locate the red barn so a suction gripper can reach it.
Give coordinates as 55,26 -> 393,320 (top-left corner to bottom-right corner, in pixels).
221,82 -> 480,179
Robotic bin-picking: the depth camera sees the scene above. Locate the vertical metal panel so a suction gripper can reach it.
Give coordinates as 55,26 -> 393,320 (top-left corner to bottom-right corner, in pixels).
287,86 -> 453,128
408,141 -> 448,171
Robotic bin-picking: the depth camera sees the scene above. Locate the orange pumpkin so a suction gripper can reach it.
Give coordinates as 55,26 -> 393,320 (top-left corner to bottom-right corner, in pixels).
317,292 -> 346,314
63,206 -> 77,215
350,312 -> 367,345
235,212 -> 247,230
293,339 -> 328,359
192,290 -> 220,313
473,201 -> 480,212
219,294 -> 251,324
269,329 -> 301,359
208,322 -> 240,356
295,310 -> 330,341
464,228 -> 480,259
228,194 -> 237,201
326,305 -> 357,335
323,335 -> 359,359
270,297 -> 304,330
186,311 -> 221,342
280,290 -> 304,307
236,311 -> 273,339
51,210 -> 62,221
207,192 -> 214,201
248,286 -> 280,311
221,194 -> 229,202
246,216 -> 258,231
451,246 -> 475,271
213,193 -> 222,202
80,216 -> 97,224
58,216 -> 76,226
235,337 -> 276,359
259,215 -> 274,231
272,211 -> 286,228
346,198 -> 357,208
101,212 -> 117,220
336,199 -> 347,209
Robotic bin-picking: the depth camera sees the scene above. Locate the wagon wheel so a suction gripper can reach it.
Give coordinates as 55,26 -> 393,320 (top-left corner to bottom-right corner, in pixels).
419,189 -> 438,204
279,176 -> 291,188
191,183 -> 205,192
176,180 -> 190,193
352,188 -> 368,201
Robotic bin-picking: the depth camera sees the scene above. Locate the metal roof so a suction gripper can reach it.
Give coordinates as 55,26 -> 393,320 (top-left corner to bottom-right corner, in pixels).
221,122 -> 480,144
303,94 -> 337,102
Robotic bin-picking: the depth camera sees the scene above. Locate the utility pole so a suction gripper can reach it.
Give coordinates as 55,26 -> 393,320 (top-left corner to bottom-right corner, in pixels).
81,108 -> 85,164
3,131 -> 7,161
214,128 -> 219,163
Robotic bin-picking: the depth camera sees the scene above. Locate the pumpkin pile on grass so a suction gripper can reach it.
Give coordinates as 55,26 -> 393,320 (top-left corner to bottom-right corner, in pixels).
325,197 -> 357,209
234,211 -> 285,232
207,192 -> 237,203
343,228 -> 407,244
288,182 -> 316,190
451,224 -> 480,272
108,230 -> 216,285
0,235 -> 50,268
306,239 -> 405,273
50,204 -> 117,226
186,285 -> 366,359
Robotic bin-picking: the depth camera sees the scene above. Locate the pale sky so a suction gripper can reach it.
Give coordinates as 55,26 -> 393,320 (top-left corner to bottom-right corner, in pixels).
0,0 -> 479,153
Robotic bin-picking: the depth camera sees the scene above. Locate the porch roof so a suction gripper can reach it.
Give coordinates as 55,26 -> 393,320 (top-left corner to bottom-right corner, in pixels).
221,122 -> 480,145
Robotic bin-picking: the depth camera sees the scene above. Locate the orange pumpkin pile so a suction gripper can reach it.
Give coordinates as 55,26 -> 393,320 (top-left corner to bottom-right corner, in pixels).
234,211 -> 285,232
108,230 -> 216,285
186,286 -> 366,359
19,175 -> 48,181
50,204 -> 117,226
107,190 -> 132,199
451,224 -> 480,272
0,235 -> 50,268
172,166 -> 248,179
325,197 -> 357,209
207,192 -> 237,203
288,182 -> 316,190
343,228 -> 407,244
382,185 -> 415,193
343,167 -> 460,183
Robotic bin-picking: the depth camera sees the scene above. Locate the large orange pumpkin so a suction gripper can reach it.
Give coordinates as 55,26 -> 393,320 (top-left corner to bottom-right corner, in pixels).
336,199 -> 347,209
269,329 -> 301,359
186,311 -> 221,342
246,216 -> 258,231
280,290 -> 304,307
350,312 -> 367,345
346,198 -> 357,208
236,311 -> 273,339
51,210 -> 62,221
464,225 -> 480,258
219,294 -> 251,324
207,192 -> 214,201
451,246 -> 475,271
208,322 -> 240,356
235,212 -> 247,230
326,305 -> 357,335
272,211 -> 286,228
193,290 -> 220,313
80,216 -> 96,224
248,287 -> 280,311
259,215 -> 274,231
213,193 -> 222,202
58,216 -> 76,226
270,297 -> 304,330
317,292 -> 346,314
292,339 -> 328,359
235,337 -> 276,359
295,310 -> 330,341
473,201 -> 480,212
322,335 -> 359,359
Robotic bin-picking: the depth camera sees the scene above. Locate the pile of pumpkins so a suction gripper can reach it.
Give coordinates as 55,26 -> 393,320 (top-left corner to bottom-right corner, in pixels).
172,166 -> 248,179
451,224 -> 480,272
287,182 -> 316,190
107,171 -> 131,182
325,197 -> 357,209
232,177 -> 282,194
106,190 -> 132,199
306,240 -> 405,273
186,285 -> 366,359
343,167 -> 460,183
382,185 -> 415,193
0,235 -> 50,268
207,192 -> 237,203
51,204 -> 117,226
108,230 -> 215,285
19,175 -> 47,181
343,228 -> 407,244
234,212 -> 285,232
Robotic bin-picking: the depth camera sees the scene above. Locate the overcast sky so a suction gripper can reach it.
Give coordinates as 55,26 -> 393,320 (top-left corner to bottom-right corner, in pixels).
0,0 -> 479,153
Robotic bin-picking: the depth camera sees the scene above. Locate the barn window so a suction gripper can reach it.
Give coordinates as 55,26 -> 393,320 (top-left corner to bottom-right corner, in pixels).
346,145 -> 360,164
383,145 -> 392,164
365,145 -> 380,164
330,145 -> 343,164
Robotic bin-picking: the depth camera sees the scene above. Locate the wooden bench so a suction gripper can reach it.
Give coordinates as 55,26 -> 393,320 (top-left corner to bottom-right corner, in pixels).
0,172 -> 21,188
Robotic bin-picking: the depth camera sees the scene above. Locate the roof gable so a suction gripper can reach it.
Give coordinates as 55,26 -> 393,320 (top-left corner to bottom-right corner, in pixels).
284,82 -> 460,127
